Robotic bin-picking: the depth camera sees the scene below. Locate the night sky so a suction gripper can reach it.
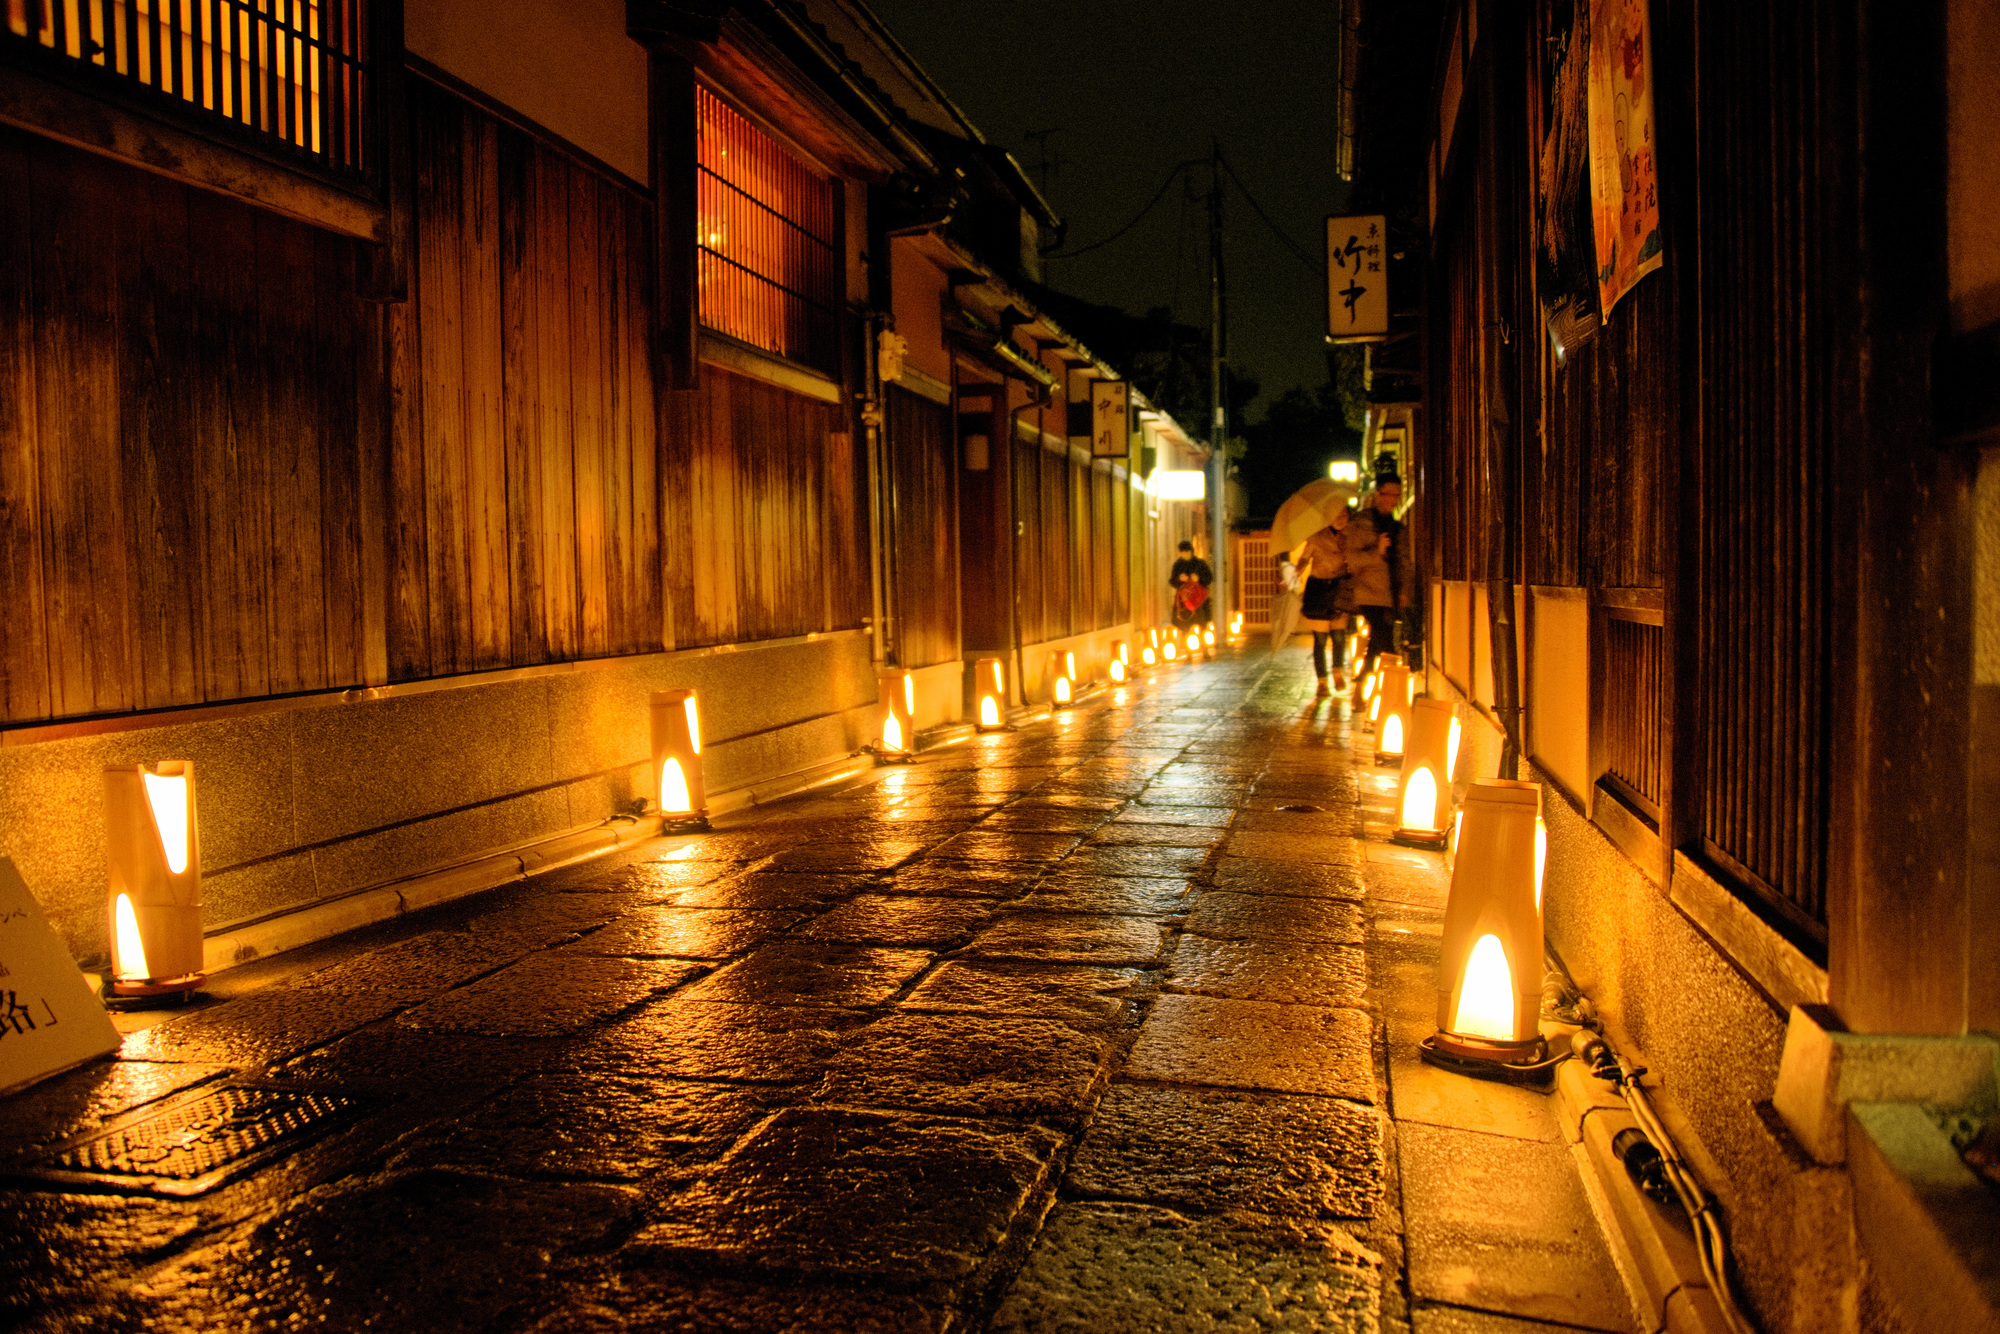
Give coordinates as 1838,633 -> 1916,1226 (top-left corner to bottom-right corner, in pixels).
862,0 -> 1351,416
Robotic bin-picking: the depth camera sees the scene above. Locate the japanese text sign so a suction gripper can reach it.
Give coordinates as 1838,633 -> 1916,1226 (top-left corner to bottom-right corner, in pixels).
1090,380 -> 1130,458
0,854 -> 119,1096
1588,0 -> 1663,316
1325,215 -> 1390,340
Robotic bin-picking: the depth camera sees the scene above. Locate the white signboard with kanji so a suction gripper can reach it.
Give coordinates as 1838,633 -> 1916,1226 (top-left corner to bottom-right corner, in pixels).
1326,214 -> 1390,340
1090,380 -> 1130,458
0,855 -> 120,1096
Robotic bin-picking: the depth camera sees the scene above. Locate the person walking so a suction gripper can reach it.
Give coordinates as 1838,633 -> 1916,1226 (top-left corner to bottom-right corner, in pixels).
1169,539 -> 1214,631
1297,510 -> 1352,695
1342,468 -> 1405,678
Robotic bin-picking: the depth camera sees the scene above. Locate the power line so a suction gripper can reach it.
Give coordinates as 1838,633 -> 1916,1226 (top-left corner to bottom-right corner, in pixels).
1046,161 -> 1197,260
1219,154 -> 1325,278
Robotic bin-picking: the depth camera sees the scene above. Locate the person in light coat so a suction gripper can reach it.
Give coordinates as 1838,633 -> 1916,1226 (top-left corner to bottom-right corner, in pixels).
1342,473 -> 1404,677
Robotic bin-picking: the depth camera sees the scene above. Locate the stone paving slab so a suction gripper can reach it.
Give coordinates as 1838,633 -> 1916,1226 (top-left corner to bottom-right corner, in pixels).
1184,892 -> 1367,945
877,862 -> 1044,898
663,871 -> 868,910
1224,830 -> 1367,867
1085,823 -> 1225,849
900,961 -> 1148,1022
1110,804 -> 1235,827
675,941 -> 932,1008
796,895 -> 999,946
1210,856 -> 1367,902
988,1202 -> 1382,1334
1058,845 -> 1212,878
969,912 -> 1172,966
632,1107 -> 1066,1286
503,1268 -> 955,1334
1165,937 -> 1370,1008
1126,994 -> 1375,1101
761,840 -> 937,873
930,830 -> 1085,862
1013,874 -> 1197,918
576,1000 -> 862,1084
394,954 -> 701,1036
1399,1121 -> 1632,1331
561,907 -> 806,959
815,1013 -> 1113,1127
1068,1085 -> 1385,1219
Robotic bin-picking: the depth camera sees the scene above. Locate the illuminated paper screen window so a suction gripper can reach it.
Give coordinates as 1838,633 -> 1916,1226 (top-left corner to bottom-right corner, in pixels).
696,87 -> 839,374
6,0 -> 371,174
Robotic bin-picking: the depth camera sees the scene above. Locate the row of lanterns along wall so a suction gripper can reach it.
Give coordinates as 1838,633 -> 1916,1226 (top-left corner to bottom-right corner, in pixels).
96,615 -> 1277,1001
1348,638 -> 1552,1079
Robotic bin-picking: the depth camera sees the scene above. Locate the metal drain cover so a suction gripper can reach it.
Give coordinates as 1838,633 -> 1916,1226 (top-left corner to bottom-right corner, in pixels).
1276,804 -> 1325,813
9,1082 -> 367,1197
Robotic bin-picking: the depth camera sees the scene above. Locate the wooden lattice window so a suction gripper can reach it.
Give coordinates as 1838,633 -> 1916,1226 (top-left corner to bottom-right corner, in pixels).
5,0 -> 371,176
695,86 -> 839,375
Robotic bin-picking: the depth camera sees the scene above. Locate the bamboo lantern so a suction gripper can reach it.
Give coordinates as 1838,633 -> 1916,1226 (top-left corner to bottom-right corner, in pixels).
1202,625 -> 1217,648
1426,779 -> 1549,1073
1394,699 -> 1461,845
974,657 -> 1007,731
877,670 -> 917,761
105,761 -> 205,995
650,689 -> 710,830
1163,638 -> 1179,662
1109,656 -> 1128,683
1374,660 -> 1412,760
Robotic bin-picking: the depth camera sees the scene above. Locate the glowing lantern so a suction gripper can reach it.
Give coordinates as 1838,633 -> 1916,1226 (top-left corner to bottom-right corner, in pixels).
104,761 -> 204,995
1202,626 -> 1216,648
1163,640 -> 1179,661
1374,660 -> 1412,760
650,689 -> 710,830
973,657 -> 1007,732
1185,631 -> 1200,654
1425,779 -> 1548,1074
1117,640 -> 1130,665
1109,658 -> 1127,683
1142,644 -> 1159,666
1063,651 -> 1077,680
877,670 -> 917,761
1394,699 -> 1457,845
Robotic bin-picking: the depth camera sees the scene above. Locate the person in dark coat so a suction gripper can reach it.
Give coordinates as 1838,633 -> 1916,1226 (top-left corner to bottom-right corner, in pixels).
1170,540 -> 1214,628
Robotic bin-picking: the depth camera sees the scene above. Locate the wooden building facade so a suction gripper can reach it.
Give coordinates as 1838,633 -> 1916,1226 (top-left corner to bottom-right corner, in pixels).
1352,0 -> 2000,1328
0,0 -> 1204,964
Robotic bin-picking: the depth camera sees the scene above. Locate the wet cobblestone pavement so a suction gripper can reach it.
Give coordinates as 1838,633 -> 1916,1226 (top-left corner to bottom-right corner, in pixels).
0,646 -> 1631,1333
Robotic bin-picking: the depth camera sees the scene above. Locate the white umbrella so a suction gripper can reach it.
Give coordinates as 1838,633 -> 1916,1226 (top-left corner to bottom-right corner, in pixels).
1270,478 -> 1358,554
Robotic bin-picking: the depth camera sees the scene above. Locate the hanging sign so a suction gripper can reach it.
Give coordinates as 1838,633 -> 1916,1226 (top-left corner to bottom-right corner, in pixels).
1090,380 -> 1129,458
1587,0 -> 1663,317
0,855 -> 120,1097
1325,215 -> 1389,341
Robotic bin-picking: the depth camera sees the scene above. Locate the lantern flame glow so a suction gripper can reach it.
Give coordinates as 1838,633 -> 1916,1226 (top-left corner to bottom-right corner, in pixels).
1380,711 -> 1404,754
1452,934 -> 1515,1039
659,757 -> 694,814
1447,716 -> 1462,778
1054,676 -> 1072,705
1110,659 -> 1126,683
112,893 -> 149,980
883,714 -> 904,753
1369,692 -> 1382,722
141,771 -> 190,875
1186,632 -> 1200,652
1164,641 -> 1178,661
1536,816 -> 1548,913
1143,646 -> 1158,665
1401,766 -> 1440,832
685,698 -> 702,754
980,695 -> 1001,727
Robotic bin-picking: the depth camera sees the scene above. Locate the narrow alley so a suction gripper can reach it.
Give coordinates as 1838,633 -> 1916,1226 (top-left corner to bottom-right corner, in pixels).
0,646 -> 1627,1334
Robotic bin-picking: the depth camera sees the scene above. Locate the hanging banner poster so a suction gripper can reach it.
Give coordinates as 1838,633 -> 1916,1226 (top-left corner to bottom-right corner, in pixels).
1587,0 -> 1663,318
1538,0 -> 1600,358
1325,215 -> 1389,341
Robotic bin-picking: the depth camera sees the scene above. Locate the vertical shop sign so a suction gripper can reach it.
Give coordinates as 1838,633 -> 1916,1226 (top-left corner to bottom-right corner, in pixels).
1587,0 -> 1663,316
1325,215 -> 1390,340
1091,380 -> 1130,458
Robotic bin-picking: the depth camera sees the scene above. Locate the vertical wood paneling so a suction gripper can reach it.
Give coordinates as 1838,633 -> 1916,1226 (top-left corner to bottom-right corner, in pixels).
0,131 -> 51,721
569,167 -> 609,656
532,144 -> 578,661
415,88 -> 471,677
885,385 -> 957,668
460,110 -> 507,670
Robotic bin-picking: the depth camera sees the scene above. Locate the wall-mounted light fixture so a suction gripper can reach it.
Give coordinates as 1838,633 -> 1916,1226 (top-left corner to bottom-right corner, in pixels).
1154,469 -> 1206,500
1424,779 -> 1551,1080
650,689 -> 710,831
1394,699 -> 1461,846
974,657 -> 1007,731
877,670 -> 917,762
104,762 -> 204,997
1330,460 -> 1360,483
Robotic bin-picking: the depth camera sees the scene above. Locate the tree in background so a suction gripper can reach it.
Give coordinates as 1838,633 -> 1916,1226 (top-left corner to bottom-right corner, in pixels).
1237,346 -> 1367,522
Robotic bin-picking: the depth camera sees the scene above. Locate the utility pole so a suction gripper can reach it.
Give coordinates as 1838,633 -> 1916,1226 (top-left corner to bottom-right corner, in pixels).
1207,143 -> 1229,623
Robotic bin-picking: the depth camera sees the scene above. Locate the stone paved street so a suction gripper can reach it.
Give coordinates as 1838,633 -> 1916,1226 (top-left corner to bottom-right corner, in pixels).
0,646 -> 1632,1333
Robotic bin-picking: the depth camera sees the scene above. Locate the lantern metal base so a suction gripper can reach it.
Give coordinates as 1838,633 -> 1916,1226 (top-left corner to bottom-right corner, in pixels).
657,812 -> 712,834
1392,825 -> 1450,849
109,973 -> 205,1001
1420,1030 -> 1556,1085
1374,752 -> 1404,767
866,746 -> 917,765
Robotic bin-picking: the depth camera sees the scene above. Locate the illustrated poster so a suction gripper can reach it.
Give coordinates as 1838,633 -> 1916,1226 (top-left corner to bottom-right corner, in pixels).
1587,0 -> 1663,317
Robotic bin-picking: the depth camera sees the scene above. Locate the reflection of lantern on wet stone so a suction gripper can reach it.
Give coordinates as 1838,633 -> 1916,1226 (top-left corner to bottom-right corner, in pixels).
974,657 -> 1007,730
650,689 -> 710,830
105,761 -> 205,996
1425,779 -> 1550,1076
877,670 -> 917,760
1395,699 -> 1460,845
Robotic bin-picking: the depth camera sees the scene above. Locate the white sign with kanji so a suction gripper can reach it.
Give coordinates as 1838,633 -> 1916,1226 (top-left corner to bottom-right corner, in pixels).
0,855 -> 120,1096
1326,214 -> 1390,340
1090,380 -> 1130,458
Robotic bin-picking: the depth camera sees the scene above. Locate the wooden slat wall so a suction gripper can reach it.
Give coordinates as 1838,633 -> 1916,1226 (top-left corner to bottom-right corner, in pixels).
0,125 -> 371,724
668,361 -> 864,647
391,78 -> 661,679
885,385 -> 958,669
